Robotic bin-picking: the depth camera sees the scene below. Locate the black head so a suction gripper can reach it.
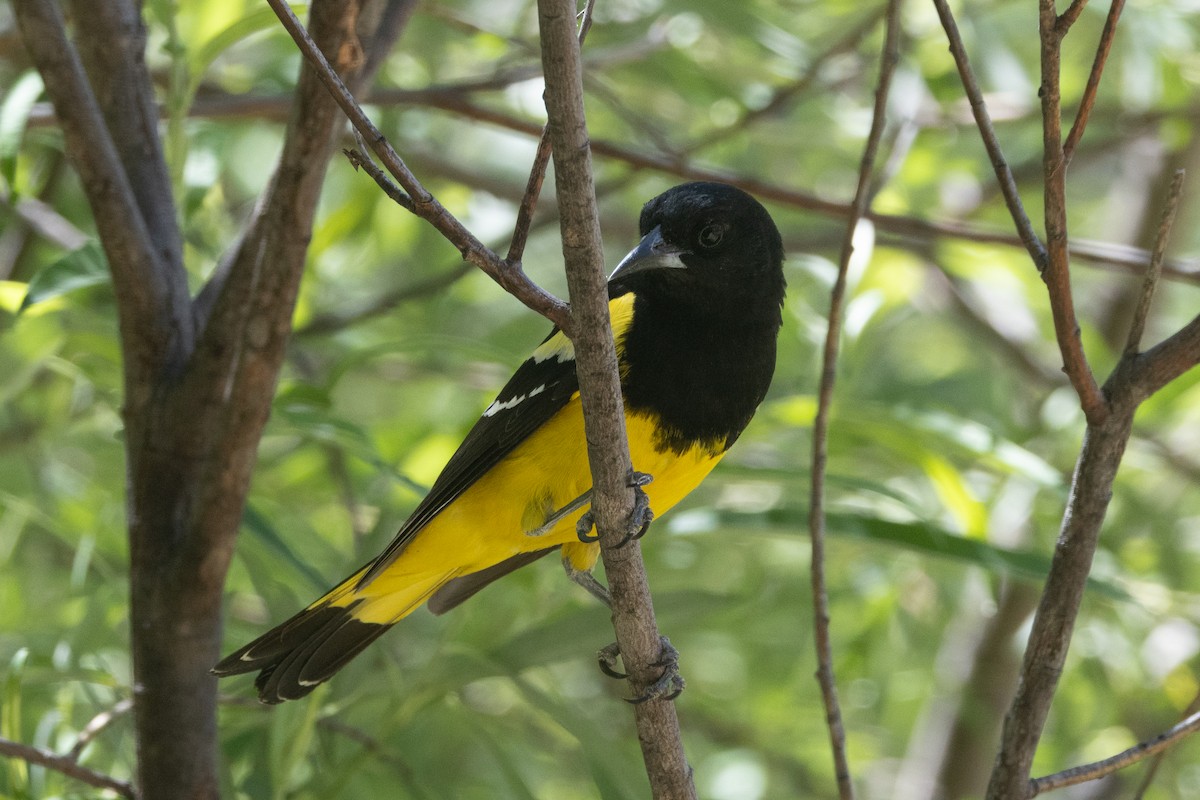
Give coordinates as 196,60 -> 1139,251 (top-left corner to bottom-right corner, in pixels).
609,182 -> 785,321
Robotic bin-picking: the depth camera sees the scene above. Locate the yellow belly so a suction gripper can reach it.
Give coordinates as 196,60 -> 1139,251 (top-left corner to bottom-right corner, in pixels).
337,395 -> 722,623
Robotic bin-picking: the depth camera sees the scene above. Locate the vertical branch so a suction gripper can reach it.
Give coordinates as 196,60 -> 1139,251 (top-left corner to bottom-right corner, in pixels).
64,0 -> 185,291
933,0 -> 1106,423
985,168 -> 1193,800
808,3 -> 902,798
931,0 -> 1048,271
1062,0 -> 1127,165
1123,169 -> 1184,356
1037,0 -> 1109,424
507,0 -> 595,264
10,0 -> 190,386
536,0 -> 696,797
985,403 -> 1137,800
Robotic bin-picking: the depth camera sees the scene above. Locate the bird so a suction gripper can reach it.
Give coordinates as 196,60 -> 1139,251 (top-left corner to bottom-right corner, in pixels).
213,181 -> 786,703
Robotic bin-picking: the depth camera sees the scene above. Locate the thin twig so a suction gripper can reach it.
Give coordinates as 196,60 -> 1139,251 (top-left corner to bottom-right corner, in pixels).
344,148 -> 416,211
1056,0 -> 1091,33
66,698 -> 134,761
927,264 -> 1062,386
264,0 -> 571,332
0,736 -> 137,799
1132,689 -> 1200,799
931,0 -> 1048,271
507,0 -> 595,264
1063,0 -> 1126,165
683,7 -> 888,156
808,3 -> 903,798
1030,710 -> 1200,796
1123,169 -> 1185,356
0,190 -> 90,252
508,128 -> 556,264
1037,0 -> 1110,425
296,263 -> 474,336
349,97 -> 1195,285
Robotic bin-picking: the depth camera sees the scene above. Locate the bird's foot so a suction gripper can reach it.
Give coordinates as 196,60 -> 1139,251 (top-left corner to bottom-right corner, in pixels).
527,488 -> 593,538
563,559 -> 612,608
597,636 -> 685,703
575,471 -> 654,545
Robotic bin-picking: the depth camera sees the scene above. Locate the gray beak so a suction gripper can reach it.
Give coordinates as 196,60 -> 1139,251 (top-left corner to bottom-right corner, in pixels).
608,226 -> 688,281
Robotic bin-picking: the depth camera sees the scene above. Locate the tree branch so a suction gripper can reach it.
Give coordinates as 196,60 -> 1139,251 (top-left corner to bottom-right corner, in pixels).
985,402 -> 1137,800
1123,169 -> 1184,356
537,0 -> 695,796
1062,0 -> 1126,165
395,95 -> 1200,284
1128,313 -> 1200,400
0,735 -> 137,799
1038,0 -> 1109,425
263,0 -> 571,332
932,0 -> 1109,425
507,0 -> 595,264
296,263 -> 474,337
931,0 -> 1048,271
808,3 -> 903,798
11,0 -> 191,381
1056,0 -> 1090,33
1030,710 -> 1200,796
66,698 -> 134,761
65,0 -> 184,286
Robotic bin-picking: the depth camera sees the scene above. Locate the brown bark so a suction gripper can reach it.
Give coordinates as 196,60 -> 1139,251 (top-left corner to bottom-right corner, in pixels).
536,0 -> 697,796
11,0 -> 402,796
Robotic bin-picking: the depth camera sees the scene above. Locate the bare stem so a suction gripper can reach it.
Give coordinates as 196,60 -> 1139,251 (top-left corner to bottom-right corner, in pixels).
931,0 -> 1048,271
66,698 -> 134,761
1063,0 -> 1126,165
1056,0 -> 1090,33
1124,169 -> 1185,356
507,0 -> 594,263
264,0 -> 571,331
1030,710 -> 1200,796
808,2 -> 903,798
0,736 -> 137,799
1037,0 -> 1110,425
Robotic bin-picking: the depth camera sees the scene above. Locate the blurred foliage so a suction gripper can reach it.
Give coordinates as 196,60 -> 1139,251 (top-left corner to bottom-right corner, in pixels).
2,0 -> 1200,797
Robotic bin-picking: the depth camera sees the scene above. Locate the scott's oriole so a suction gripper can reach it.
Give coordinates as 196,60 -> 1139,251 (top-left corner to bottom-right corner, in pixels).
214,181 -> 785,703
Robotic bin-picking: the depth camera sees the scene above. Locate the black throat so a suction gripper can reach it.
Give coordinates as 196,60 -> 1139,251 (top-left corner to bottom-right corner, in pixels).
618,291 -> 779,456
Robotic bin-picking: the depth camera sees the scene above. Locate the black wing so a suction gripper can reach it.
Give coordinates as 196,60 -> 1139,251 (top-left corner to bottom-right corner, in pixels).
358,325 -> 581,586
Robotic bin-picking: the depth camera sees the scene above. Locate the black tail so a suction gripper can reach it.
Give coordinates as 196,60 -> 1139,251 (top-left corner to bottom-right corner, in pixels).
213,602 -> 391,704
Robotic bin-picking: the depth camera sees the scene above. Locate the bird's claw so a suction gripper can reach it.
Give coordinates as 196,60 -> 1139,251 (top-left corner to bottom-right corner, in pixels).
616,477 -> 654,548
575,471 -> 654,545
575,509 -> 599,543
597,641 -> 626,679
596,636 -> 685,703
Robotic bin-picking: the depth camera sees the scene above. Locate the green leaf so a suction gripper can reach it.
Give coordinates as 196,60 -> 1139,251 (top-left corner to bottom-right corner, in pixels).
0,71 -> 44,188
242,504 -> 329,591
710,506 -> 1131,601
187,7 -> 304,96
18,242 -> 109,312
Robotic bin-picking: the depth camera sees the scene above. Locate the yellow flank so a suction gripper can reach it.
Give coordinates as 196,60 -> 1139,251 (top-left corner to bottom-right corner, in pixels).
322,292 -> 721,626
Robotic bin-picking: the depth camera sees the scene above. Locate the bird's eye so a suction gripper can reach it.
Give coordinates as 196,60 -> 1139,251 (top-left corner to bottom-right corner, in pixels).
698,224 -> 725,249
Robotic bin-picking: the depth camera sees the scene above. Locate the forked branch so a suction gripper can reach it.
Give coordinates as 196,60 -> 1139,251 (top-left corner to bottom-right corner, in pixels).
264,0 -> 571,332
